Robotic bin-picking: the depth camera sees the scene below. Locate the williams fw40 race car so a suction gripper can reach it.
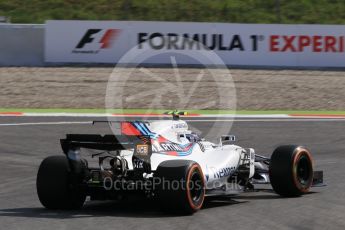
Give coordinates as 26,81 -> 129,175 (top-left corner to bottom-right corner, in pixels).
36,111 -> 324,214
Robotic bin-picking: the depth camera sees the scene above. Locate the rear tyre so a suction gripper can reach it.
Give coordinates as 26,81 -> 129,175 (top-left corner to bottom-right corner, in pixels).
36,155 -> 86,209
155,160 -> 205,214
269,145 -> 313,197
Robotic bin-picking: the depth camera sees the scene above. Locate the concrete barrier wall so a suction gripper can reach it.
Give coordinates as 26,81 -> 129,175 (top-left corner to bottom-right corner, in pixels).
1,23 -> 345,68
0,24 -> 44,66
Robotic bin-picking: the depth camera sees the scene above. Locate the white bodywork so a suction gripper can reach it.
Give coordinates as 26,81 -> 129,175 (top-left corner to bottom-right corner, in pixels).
120,119 -> 255,192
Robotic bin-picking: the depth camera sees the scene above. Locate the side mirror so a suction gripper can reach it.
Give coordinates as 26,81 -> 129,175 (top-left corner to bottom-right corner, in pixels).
222,135 -> 236,142
219,135 -> 236,146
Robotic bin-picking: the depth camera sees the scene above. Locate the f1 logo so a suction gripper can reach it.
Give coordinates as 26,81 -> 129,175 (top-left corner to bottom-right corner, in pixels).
76,29 -> 120,49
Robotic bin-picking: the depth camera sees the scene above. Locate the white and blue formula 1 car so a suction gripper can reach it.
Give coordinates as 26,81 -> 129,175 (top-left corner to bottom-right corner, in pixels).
36,111 -> 324,214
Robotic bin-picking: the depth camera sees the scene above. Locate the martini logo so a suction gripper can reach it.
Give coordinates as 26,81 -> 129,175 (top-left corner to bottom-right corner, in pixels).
152,142 -> 185,152
73,29 -> 120,54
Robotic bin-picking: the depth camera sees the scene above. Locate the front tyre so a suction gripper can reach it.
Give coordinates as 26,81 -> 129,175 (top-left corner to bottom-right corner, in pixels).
155,160 -> 205,214
36,155 -> 86,209
269,145 -> 314,197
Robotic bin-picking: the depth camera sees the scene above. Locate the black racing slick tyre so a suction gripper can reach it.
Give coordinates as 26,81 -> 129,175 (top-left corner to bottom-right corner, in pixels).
269,145 -> 314,197
36,155 -> 86,210
155,160 -> 206,214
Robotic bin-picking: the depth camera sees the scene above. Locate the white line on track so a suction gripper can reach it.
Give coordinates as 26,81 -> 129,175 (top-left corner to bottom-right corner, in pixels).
1,113 -> 341,118
185,119 -> 345,122
1,114 -> 345,119
0,119 -> 344,127
0,121 -> 92,126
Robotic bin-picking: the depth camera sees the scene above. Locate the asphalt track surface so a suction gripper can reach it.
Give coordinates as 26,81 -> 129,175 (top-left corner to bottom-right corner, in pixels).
0,116 -> 344,230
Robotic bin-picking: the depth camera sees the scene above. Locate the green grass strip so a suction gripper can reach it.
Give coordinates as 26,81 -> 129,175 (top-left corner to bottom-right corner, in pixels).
1,108 -> 345,115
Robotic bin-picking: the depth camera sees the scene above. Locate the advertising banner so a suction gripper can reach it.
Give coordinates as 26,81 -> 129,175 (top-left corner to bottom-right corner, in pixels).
45,20 -> 345,67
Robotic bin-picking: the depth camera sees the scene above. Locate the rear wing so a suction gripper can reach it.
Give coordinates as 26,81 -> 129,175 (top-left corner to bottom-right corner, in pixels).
60,134 -> 149,154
